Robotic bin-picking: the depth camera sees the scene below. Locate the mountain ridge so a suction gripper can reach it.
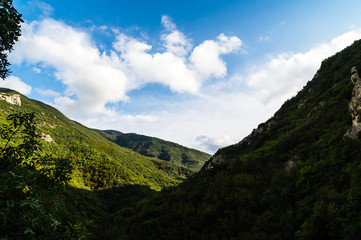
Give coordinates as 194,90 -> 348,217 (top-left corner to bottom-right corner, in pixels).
94,129 -> 210,171
115,39 -> 361,239
0,88 -> 199,191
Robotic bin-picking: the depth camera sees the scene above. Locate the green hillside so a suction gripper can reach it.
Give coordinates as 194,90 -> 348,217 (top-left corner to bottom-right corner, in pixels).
0,88 -> 202,238
115,40 -> 361,239
95,130 -> 210,171
0,88 -> 193,191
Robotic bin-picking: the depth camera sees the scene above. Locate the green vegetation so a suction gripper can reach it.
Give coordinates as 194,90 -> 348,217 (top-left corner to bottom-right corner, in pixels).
95,130 -> 210,171
0,90 -> 192,191
0,112 -> 85,239
114,40 -> 361,239
0,89 -> 195,239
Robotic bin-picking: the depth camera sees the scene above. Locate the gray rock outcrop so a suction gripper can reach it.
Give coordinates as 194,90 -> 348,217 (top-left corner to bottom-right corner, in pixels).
0,93 -> 21,106
345,66 -> 361,138
203,151 -> 227,170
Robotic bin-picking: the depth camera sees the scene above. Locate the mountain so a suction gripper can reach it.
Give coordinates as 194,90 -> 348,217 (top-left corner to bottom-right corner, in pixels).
0,88 -> 194,191
0,87 -> 217,238
115,40 -> 361,239
95,129 -> 210,171
5,38 -> 361,239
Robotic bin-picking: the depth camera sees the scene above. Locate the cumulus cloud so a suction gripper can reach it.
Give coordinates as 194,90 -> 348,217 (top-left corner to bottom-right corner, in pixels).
28,0 -> 54,17
190,33 -> 242,79
11,17 -> 241,117
246,30 -> 361,107
32,67 -> 41,73
160,15 -> 192,57
0,76 -> 32,94
112,17 -> 242,93
35,88 -> 60,97
196,135 -> 234,153
11,18 -> 131,116
259,36 -> 271,42
161,15 -> 177,31
113,33 -> 199,93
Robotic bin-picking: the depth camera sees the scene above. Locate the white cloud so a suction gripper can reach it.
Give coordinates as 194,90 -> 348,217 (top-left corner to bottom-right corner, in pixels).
11,18 -> 130,116
112,18 -> 242,94
161,30 -> 192,57
83,90 -> 270,154
11,17 -> 241,117
259,36 -> 270,42
29,0 -> 54,17
35,88 -> 60,97
161,15 -> 177,31
32,67 -> 41,73
258,21 -> 286,43
113,33 -> 200,93
0,76 -> 32,95
83,113 -> 158,133
247,30 -> 361,108
161,15 -> 192,57
196,135 -> 234,153
112,17 -> 241,94
190,33 -> 242,79
99,25 -> 108,31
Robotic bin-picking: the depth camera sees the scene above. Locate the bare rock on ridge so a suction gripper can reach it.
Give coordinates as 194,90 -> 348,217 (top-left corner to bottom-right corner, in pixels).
345,66 -> 361,138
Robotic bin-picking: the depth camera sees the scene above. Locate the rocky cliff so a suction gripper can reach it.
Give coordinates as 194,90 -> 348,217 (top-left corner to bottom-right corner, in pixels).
345,66 -> 361,138
0,92 -> 21,106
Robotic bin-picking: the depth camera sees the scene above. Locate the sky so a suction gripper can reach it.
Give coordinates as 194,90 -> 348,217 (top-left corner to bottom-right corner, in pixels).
3,0 -> 361,154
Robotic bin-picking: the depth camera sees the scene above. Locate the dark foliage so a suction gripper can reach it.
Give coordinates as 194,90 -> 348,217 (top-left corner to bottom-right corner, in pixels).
0,113 -> 85,239
0,0 -> 23,79
117,40 -> 361,239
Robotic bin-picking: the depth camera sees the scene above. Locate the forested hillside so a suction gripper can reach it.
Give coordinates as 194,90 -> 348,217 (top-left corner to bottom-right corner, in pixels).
0,88 -> 193,191
95,130 -> 210,171
0,87 -> 200,238
115,40 -> 361,239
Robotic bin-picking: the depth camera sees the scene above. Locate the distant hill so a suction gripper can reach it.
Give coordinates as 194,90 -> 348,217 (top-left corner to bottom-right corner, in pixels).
95,129 -> 210,171
116,40 -> 361,239
0,88 -> 193,191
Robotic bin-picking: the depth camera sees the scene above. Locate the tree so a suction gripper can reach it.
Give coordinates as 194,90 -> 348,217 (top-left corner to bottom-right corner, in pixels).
0,112 -> 76,239
0,0 -> 23,79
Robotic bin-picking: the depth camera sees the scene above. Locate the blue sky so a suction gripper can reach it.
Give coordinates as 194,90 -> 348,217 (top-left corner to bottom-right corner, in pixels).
3,0 -> 361,153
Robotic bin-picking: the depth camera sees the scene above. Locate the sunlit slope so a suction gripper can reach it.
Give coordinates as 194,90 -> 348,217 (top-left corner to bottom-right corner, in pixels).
0,88 -> 192,191
95,130 -> 210,171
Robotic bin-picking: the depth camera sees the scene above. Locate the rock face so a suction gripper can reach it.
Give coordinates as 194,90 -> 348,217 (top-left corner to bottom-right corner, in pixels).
345,66 -> 361,138
203,151 -> 227,170
0,93 -> 21,106
40,133 -> 54,142
237,121 -> 273,147
203,120 -> 274,170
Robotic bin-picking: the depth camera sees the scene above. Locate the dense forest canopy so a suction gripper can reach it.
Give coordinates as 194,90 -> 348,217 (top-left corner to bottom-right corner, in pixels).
113,41 -> 361,239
